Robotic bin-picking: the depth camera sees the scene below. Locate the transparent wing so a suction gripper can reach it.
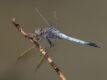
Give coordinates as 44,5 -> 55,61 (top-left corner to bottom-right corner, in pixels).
35,8 -> 51,26
16,46 -> 35,63
35,55 -> 45,72
52,11 -> 59,43
53,11 -> 58,29
34,42 -> 52,72
35,8 -> 57,28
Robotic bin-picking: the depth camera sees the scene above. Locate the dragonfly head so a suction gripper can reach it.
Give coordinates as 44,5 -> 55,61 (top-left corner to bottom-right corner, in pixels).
35,28 -> 43,36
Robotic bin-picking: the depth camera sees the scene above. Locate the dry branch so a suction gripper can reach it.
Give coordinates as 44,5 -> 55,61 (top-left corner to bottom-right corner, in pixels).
12,18 -> 66,80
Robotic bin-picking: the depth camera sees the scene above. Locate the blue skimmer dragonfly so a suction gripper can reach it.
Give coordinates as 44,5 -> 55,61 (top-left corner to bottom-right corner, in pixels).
17,8 -> 100,71
34,8 -> 99,48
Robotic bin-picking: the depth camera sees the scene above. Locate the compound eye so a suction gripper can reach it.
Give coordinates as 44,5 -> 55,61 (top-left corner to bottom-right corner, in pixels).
35,28 -> 43,36
35,30 -> 38,34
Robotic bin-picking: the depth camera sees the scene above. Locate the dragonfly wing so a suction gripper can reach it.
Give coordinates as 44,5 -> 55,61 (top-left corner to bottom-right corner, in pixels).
35,8 -> 57,28
53,11 -> 60,29
34,38 -> 56,72
35,8 -> 51,26
35,55 -> 45,72
53,11 -> 57,26
16,46 -> 35,63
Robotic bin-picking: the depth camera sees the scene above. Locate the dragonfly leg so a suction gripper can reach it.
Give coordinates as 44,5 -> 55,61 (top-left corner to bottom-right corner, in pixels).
37,37 -> 43,43
46,37 -> 54,48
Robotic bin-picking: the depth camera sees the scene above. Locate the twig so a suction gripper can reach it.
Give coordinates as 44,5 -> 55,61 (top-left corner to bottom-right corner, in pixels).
12,18 -> 66,80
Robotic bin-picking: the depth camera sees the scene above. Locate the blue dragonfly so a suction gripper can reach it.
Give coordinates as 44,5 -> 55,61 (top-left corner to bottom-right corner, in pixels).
17,8 -> 100,71
34,8 -> 99,48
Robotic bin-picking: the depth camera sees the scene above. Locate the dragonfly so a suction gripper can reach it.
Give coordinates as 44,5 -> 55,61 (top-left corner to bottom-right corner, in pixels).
16,8 -> 100,71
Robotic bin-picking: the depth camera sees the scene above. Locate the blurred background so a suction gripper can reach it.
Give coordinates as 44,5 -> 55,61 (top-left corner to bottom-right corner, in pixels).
0,0 -> 106,80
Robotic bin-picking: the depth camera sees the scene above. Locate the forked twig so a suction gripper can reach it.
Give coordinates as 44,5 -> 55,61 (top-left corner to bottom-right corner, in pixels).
12,18 -> 66,80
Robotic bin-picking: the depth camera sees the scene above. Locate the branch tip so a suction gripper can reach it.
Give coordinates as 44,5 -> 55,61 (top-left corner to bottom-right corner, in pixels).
12,18 -> 16,22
